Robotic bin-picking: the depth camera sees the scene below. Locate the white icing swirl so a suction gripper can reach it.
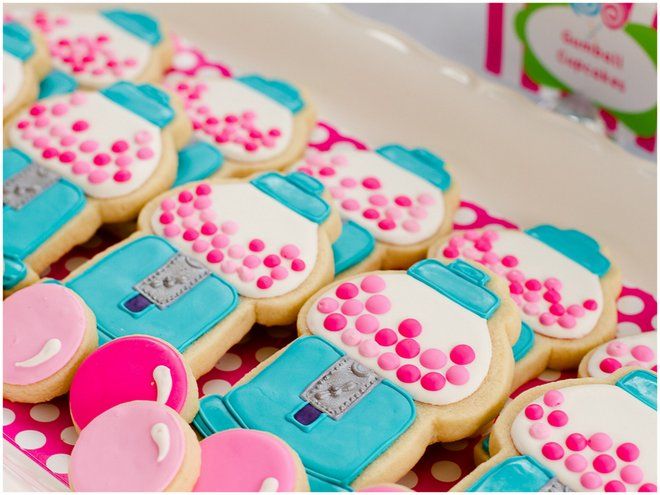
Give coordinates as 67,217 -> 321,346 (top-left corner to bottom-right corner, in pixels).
153,365 -> 173,404
150,422 -> 170,463
14,338 -> 62,368
260,477 -> 280,492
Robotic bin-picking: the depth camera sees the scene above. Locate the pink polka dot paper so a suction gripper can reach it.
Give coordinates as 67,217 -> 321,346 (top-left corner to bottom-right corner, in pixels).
3,36 -> 657,492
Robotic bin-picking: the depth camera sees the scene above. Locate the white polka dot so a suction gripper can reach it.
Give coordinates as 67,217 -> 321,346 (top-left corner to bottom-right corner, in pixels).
172,52 -> 197,70
617,295 -> 644,315
30,404 -> 60,423
64,256 -> 88,272
255,346 -> 278,362
398,470 -> 419,488
444,439 -> 469,451
328,142 -> 362,154
46,453 -> 70,474
453,206 -> 478,227
652,315 -> 657,330
617,321 -> 642,337
4,408 -> 16,426
202,379 -> 231,396
537,369 -> 561,382
195,67 -> 225,79
60,426 -> 78,446
215,353 -> 242,372
15,430 -> 47,450
309,125 -> 330,145
431,460 -> 462,483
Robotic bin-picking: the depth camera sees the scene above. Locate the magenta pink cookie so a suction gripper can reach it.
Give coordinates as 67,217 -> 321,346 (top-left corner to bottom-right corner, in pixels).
69,335 -> 198,430
69,400 -> 201,491
3,283 -> 97,403
193,429 -> 307,491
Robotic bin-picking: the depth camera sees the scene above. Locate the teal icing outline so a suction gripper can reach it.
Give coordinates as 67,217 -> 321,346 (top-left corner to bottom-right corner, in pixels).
101,10 -> 162,45
237,75 -> 304,114
100,82 -> 174,128
468,455 -> 556,492
3,254 -> 28,290
173,142 -> 223,187
512,322 -> 535,362
38,70 -> 77,99
332,220 -> 375,275
3,22 -> 34,60
376,145 -> 451,191
481,434 -> 490,456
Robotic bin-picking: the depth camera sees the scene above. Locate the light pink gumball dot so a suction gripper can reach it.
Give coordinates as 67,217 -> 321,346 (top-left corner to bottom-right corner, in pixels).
446,365 -> 470,385
378,353 -> 400,371
360,275 -> 386,293
341,329 -> 362,347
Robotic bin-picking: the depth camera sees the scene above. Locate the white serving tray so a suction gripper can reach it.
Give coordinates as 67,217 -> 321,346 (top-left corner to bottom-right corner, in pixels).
4,3 -> 657,491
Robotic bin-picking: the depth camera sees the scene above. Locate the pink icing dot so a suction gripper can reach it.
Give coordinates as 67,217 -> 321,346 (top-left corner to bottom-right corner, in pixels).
525,279 -> 542,291
420,349 -> 447,370
111,140 -> 129,153
365,295 -> 391,315
356,314 -> 379,334
72,120 -> 89,132
88,169 -> 109,184
163,225 -> 180,238
599,358 -> 622,374
550,304 -> 566,316
566,433 -> 588,451
544,277 -> 562,290
542,442 -> 565,460
631,345 -> 654,362
375,329 -> 397,347
159,212 -> 174,225
249,239 -> 265,252
567,304 -> 585,317
177,204 -> 194,217
196,183 -> 211,195
378,219 -> 396,231
93,153 -> 111,166
396,364 -> 421,383
59,151 -> 76,163
558,314 -> 576,329
639,484 -> 657,492
221,261 -> 237,274
394,195 -> 412,207
523,303 -> 540,316
291,259 -> 306,272
607,340 -> 629,356
341,199 -> 360,211
543,390 -> 564,407
336,283 -> 359,300
137,147 -> 154,160
378,353 -> 400,371
263,255 -> 281,267
450,344 -> 475,365
616,442 -> 640,462
206,250 -> 224,264
446,365 -> 470,385
395,339 -> 420,359
192,239 -> 209,253
116,155 -> 133,167
529,423 -> 551,440
183,229 -> 199,241
70,93 -> 86,105
580,472 -> 602,489
368,194 -> 387,206
221,221 -> 239,235
113,170 -> 131,183
257,276 -> 274,290
360,275 -> 385,293
238,267 -> 255,282
443,247 -> 459,259
501,255 -> 519,267
544,290 -> 561,304
403,220 -> 421,232
509,282 -> 524,295
547,410 -> 568,427
228,245 -> 245,259
398,319 -> 422,338
201,222 -> 218,236
341,299 -> 364,316
317,298 -> 338,314
51,103 -> 68,116
421,372 -> 446,391
29,104 -> 46,116
540,313 -> 556,326
524,404 -> 544,420
523,291 -> 541,303
243,255 -> 260,269
604,481 -> 626,492
620,465 -> 643,484
362,177 -> 381,189
194,196 -> 211,210
358,340 -> 379,358
280,244 -> 300,259
324,313 -> 347,332
583,299 -> 598,311
72,161 -> 91,175
212,235 -> 230,249
506,269 -> 524,283
341,329 -> 362,347
134,130 -> 152,144
565,454 -> 588,472
593,454 -> 616,474
588,433 -> 613,452
363,208 -> 379,220
330,154 -> 346,166
340,177 -> 357,188
42,147 -> 58,159
60,136 -> 76,148
417,193 -> 435,205
35,116 -> 50,128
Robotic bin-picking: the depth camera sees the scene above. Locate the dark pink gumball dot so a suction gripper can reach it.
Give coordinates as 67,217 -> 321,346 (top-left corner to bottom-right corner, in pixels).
616,442 -> 640,462
206,250 -> 224,264
639,484 -> 657,492
544,290 -> 561,303
264,255 -> 281,268
398,319 -> 422,338
291,259 -> 306,271
421,372 -> 446,391
524,404 -> 544,420
509,282 -> 524,295
547,410 -> 568,427
201,222 -> 218,236
323,313 -> 347,332
71,120 -> 89,132
113,170 -> 131,183
592,454 -> 616,474
583,299 -> 598,311
196,183 -> 212,195
336,283 -> 359,300
362,177 -> 381,190
475,239 -> 492,252
566,433 -> 587,451
378,219 -> 396,230
363,208 -> 380,220
375,329 -> 398,346
549,304 -> 566,316
525,279 -> 542,291
541,442 -> 565,460
29,104 -> 46,116
395,339 -> 421,359
450,344 -> 475,365
93,153 -> 111,166
396,364 -> 421,383
59,151 -> 76,163
178,191 -> 194,203
111,140 -> 129,153
159,212 -> 174,224
604,481 -> 626,492
42,147 -> 59,159
443,247 -> 459,258
394,195 -> 412,207
501,255 -> 518,267
599,358 -> 622,374
257,276 -> 274,290
183,229 -> 199,241
249,239 -> 265,252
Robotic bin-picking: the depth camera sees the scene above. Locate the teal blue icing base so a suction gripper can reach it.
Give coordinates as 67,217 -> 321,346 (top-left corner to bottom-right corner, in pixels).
65,236 -> 238,352
4,23 -> 34,60
3,254 -> 28,290
193,335 -> 415,491
101,10 -> 162,45
173,142 -> 223,187
376,145 -> 451,191
616,370 -> 657,410
468,455 -> 555,492
38,70 -> 77,99
525,225 -> 610,277
3,149 -> 86,290
332,220 -> 375,275
100,82 -> 174,128
512,322 -> 535,362
408,259 -> 500,318
237,75 -> 304,114
251,173 -> 330,224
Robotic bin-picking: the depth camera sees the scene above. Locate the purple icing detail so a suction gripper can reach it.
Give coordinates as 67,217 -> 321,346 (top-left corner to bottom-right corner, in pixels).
294,403 -> 323,426
124,293 -> 152,313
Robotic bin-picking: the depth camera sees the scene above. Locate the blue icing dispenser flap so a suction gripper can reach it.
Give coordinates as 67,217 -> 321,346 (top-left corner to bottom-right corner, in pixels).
333,220 -> 375,275
236,75 -> 304,114
173,142 -> 223,187
100,82 -> 174,128
616,370 -> 657,411
38,70 -> 78,99
408,259 -> 500,318
251,172 -> 330,224
101,10 -> 162,45
376,145 -> 451,191
525,225 -> 610,277
3,254 -> 28,290
3,148 -> 32,173
4,22 -> 34,60
468,456 -> 558,492
512,322 -> 535,362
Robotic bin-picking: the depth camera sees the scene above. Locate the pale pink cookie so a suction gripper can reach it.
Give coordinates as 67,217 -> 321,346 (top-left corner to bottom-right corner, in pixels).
579,332 -> 657,378
69,400 -> 201,491
193,429 -> 309,491
69,335 -> 199,431
3,283 -> 97,403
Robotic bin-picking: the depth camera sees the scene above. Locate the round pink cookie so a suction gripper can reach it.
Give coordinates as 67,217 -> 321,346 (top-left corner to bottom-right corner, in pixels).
69,401 -> 187,491
69,336 -> 191,430
3,284 -> 88,385
193,429 -> 298,492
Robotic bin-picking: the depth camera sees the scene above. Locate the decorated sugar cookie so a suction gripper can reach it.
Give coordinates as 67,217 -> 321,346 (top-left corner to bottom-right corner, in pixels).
3,81 -> 192,295
3,22 -> 51,123
454,369 -> 657,492
57,172 -> 340,377
193,429 -> 309,491
579,332 -> 657,378
69,400 -> 201,491
11,9 -> 173,89
193,259 -> 520,490
69,335 -> 199,431
3,283 -> 97,403
164,72 -> 316,178
429,225 -> 622,387
290,145 -> 460,269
